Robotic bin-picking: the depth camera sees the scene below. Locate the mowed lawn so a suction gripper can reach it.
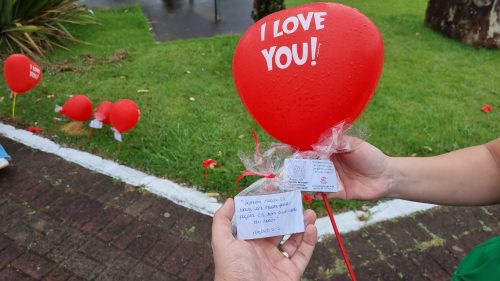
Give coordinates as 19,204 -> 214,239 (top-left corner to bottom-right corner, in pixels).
0,0 -> 498,213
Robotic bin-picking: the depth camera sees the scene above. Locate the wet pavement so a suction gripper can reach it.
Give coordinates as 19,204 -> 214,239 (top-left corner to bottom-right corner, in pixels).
82,0 -> 254,41
1,135 -> 499,280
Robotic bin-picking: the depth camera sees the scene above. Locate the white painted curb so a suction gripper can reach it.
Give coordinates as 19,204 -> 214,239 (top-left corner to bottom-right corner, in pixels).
0,122 -> 436,239
0,123 -> 220,216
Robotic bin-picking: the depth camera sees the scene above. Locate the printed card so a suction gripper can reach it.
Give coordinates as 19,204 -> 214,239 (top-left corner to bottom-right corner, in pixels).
235,190 -> 304,240
283,159 -> 338,192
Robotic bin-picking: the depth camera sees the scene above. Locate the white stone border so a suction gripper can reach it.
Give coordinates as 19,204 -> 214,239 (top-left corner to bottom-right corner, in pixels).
0,122 -> 436,239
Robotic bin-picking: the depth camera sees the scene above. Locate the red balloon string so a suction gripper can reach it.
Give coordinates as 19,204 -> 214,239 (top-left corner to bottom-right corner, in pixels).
322,193 -> 357,281
251,129 -> 262,158
235,170 -> 275,193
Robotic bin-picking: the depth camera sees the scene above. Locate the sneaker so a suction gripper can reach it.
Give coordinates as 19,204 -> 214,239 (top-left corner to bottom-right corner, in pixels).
0,158 -> 8,170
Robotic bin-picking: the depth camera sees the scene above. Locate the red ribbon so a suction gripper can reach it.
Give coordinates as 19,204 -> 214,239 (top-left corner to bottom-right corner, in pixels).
235,170 -> 276,193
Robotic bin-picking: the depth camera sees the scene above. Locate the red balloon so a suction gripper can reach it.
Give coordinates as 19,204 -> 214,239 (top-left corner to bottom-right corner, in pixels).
60,95 -> 93,122
233,3 -> 384,150
94,101 -> 113,124
3,54 -> 43,94
110,99 -> 140,133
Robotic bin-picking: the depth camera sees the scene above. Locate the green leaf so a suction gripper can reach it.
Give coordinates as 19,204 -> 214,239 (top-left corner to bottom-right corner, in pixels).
2,24 -> 40,32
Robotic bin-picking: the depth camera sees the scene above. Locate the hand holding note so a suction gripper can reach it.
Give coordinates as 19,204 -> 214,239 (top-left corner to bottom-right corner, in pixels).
212,199 -> 318,281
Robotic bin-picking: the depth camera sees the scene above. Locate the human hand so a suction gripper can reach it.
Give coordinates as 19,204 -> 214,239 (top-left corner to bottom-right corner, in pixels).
319,136 -> 392,201
211,198 -> 317,281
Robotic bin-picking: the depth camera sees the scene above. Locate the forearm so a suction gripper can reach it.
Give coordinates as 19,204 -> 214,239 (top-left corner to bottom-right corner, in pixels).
386,139 -> 500,206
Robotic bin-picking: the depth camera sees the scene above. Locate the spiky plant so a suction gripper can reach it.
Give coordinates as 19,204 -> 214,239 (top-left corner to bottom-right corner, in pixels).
0,0 -> 96,58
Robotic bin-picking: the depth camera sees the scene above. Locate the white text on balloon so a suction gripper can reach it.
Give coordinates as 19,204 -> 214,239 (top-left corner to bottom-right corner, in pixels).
261,37 -> 318,71
260,12 -> 327,41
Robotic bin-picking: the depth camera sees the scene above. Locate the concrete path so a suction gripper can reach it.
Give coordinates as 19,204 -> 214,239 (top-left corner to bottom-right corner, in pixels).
82,0 -> 254,41
0,136 -> 498,280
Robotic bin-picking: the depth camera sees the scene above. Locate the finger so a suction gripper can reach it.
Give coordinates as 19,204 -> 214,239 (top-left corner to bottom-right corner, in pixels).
212,198 -> 236,244
290,223 -> 317,275
281,209 -> 317,255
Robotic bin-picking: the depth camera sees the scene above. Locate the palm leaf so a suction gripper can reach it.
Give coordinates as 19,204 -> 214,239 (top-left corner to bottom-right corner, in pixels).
0,0 -> 96,56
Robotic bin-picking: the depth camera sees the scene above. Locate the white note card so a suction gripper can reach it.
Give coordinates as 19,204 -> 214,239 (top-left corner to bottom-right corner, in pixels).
89,119 -> 103,129
114,131 -> 122,142
283,159 -> 338,193
235,190 -> 304,240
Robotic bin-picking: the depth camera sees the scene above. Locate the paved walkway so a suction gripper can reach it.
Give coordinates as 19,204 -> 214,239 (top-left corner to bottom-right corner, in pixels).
82,0 -> 253,41
0,136 -> 499,280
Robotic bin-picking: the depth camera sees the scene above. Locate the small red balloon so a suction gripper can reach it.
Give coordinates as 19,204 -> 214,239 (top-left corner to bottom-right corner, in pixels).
3,54 -> 42,94
94,101 -> 113,124
60,95 -> 93,122
233,3 -> 384,150
110,99 -> 140,133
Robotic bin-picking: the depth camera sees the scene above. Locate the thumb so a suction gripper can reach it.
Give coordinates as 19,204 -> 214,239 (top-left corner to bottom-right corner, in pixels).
212,198 -> 236,243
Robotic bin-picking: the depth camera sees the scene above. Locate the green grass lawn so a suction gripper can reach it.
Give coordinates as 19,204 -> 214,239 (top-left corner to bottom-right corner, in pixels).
0,1 -> 498,214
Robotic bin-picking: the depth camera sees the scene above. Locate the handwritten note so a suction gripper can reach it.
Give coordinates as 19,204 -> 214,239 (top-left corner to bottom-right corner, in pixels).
284,159 -> 338,193
235,190 -> 304,240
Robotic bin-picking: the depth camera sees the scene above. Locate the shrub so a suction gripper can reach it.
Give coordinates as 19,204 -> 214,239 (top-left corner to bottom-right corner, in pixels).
0,0 -> 96,58
251,0 -> 286,22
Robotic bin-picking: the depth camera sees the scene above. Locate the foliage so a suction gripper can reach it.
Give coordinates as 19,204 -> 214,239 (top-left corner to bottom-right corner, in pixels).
0,0 -> 96,58
251,0 -> 286,22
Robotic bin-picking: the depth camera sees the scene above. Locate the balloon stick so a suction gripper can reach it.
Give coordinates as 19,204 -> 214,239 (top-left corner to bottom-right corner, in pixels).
322,193 -> 357,281
87,128 -> 94,142
117,141 -> 123,156
11,91 -> 17,119
204,167 -> 209,186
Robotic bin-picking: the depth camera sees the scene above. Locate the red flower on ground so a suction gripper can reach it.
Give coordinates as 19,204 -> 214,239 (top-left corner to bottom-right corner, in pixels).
302,194 -> 313,209
202,159 -> 217,168
202,159 -> 218,186
481,105 -> 492,113
28,127 -> 42,134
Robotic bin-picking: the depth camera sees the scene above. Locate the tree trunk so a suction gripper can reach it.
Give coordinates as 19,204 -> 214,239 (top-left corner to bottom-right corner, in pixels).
425,0 -> 500,48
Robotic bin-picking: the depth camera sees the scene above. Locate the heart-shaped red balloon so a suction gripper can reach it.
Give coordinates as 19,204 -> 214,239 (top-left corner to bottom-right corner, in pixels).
60,95 -> 93,122
94,101 -> 113,124
233,3 -> 384,150
110,99 -> 140,133
3,54 -> 43,94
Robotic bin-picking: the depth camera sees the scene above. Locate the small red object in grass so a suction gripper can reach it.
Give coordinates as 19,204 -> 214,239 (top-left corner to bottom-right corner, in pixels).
202,159 -> 218,186
203,159 -> 217,168
302,194 -> 313,208
481,105 -> 492,113
28,127 -> 42,134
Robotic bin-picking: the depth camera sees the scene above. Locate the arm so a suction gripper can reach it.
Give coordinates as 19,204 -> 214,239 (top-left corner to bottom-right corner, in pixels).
327,138 -> 500,206
386,138 -> 500,205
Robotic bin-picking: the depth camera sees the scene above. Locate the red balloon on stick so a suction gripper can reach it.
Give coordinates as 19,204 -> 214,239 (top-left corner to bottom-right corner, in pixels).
110,99 -> 140,133
59,95 -> 93,122
3,54 -> 42,94
3,54 -> 43,118
94,101 -> 113,124
233,3 -> 384,150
